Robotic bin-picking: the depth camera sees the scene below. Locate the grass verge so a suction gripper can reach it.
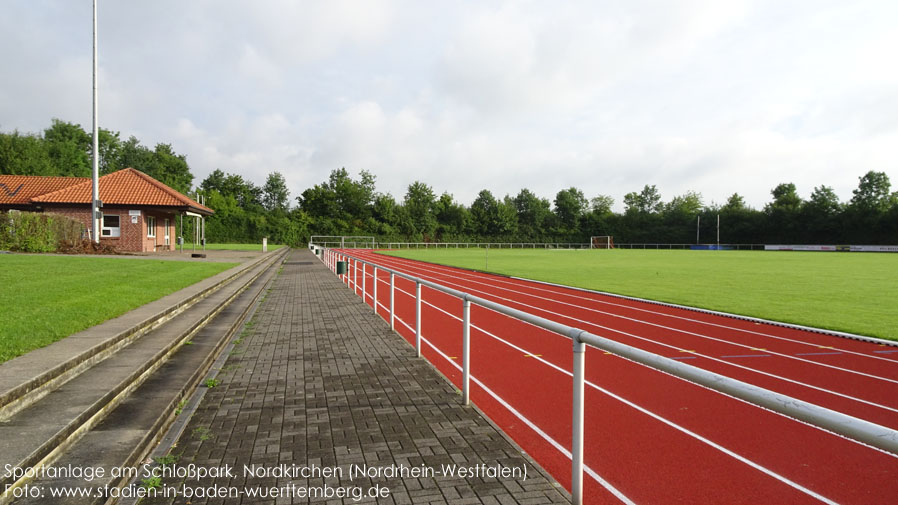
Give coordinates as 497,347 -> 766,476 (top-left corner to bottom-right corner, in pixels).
380,248 -> 898,340
0,255 -> 237,363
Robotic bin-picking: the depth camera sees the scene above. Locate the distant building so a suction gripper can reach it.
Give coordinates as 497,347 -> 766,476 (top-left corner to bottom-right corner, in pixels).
0,168 -> 213,252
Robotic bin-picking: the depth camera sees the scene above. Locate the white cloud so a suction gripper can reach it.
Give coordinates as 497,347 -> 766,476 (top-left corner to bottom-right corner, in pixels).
1,0 -> 897,213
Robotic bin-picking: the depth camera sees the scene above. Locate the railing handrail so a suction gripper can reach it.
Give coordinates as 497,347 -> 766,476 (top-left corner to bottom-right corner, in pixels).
309,240 -> 772,251
314,245 -> 898,505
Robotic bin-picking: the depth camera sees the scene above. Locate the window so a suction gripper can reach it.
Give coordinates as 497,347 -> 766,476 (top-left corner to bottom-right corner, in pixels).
101,214 -> 120,238
147,215 -> 156,238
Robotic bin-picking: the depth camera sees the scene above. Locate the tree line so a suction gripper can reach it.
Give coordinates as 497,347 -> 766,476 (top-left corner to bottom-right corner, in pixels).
2,120 -> 896,246
293,169 -> 897,245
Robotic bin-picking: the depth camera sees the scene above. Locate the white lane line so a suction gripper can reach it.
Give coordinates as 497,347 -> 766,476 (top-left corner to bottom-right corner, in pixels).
375,279 -> 842,505
364,253 -> 898,386
359,257 -> 898,417
369,252 -> 898,365
372,289 -> 635,504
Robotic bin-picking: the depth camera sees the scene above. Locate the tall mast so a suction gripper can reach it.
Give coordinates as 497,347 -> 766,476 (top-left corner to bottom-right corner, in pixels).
91,0 -> 100,243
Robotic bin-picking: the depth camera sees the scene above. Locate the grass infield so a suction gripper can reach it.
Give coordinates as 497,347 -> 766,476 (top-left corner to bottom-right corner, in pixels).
0,256 -> 237,363
380,248 -> 898,341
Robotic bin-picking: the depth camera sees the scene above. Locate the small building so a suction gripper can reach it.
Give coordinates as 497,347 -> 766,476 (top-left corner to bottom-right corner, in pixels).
0,168 -> 212,252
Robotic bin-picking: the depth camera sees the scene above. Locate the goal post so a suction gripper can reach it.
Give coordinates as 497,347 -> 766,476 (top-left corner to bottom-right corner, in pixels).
590,236 -> 614,249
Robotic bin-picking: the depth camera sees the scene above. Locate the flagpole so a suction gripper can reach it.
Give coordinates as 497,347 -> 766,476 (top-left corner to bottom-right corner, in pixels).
91,0 -> 100,243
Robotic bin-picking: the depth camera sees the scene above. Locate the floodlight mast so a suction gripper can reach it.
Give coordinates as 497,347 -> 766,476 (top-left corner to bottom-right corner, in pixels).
91,0 -> 100,243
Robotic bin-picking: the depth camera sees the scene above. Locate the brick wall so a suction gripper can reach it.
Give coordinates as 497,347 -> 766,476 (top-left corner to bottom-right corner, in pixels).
142,211 -> 177,252
46,206 -> 177,252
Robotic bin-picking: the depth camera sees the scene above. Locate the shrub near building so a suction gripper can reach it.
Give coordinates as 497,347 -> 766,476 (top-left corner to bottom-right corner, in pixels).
0,211 -> 84,252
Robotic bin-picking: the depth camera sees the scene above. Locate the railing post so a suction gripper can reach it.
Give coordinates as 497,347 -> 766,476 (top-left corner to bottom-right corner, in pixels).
571,330 -> 586,505
415,280 -> 422,357
353,258 -> 358,294
462,298 -> 471,406
390,272 -> 395,330
362,262 -> 366,305
373,266 -> 379,316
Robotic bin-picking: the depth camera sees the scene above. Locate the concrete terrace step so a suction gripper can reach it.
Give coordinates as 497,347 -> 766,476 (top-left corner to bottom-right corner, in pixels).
10,252 -> 285,505
0,248 -> 288,502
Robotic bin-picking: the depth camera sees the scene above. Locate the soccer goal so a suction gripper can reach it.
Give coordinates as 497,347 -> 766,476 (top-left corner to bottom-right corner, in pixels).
590,236 -> 614,249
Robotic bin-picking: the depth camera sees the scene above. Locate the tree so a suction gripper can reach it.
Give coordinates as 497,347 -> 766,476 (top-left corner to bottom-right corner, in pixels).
118,136 -> 154,174
850,171 -> 892,212
201,169 -> 228,194
470,190 -> 498,236
372,193 -> 399,236
513,189 -> 552,239
298,168 -> 377,232
435,192 -> 469,239
798,185 -> 843,242
805,185 -> 842,217
150,143 -> 194,194
661,191 -> 703,243
202,169 -> 263,213
43,119 -> 91,177
581,195 -> 615,240
722,193 -> 748,212
116,137 -> 193,193
764,183 -> 803,243
0,130 -> 55,175
553,187 -> 588,234
403,181 -> 437,238
96,128 -> 122,175
766,183 -> 802,212
496,196 -> 519,237
590,195 -> 614,215
623,185 -> 662,214
664,191 -> 703,216
262,171 -> 290,212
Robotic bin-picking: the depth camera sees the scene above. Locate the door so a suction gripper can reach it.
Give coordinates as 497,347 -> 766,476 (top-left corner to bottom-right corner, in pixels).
164,218 -> 171,247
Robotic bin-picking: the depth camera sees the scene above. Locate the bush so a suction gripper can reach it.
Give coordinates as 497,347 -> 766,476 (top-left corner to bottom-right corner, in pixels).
0,211 -> 84,252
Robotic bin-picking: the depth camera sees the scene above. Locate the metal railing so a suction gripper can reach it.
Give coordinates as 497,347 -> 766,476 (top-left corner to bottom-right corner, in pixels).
377,241 -> 592,249
313,245 -> 898,505
309,239 -> 769,251
615,243 -> 766,250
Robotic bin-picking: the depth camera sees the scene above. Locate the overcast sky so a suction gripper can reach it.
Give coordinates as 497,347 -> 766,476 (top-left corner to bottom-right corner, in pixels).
2,0 -> 896,210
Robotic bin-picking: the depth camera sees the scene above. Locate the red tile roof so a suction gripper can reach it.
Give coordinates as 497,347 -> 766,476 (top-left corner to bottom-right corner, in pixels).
0,169 -> 212,215
0,176 -> 88,206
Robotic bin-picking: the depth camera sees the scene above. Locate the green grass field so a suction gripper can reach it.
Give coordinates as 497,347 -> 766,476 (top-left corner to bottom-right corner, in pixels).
380,248 -> 898,340
0,256 -> 237,363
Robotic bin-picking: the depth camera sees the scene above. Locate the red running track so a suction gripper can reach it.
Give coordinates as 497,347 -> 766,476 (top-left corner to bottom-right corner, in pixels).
332,250 -> 898,504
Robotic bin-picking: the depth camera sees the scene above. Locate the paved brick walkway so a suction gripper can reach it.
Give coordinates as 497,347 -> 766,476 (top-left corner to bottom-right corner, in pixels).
144,249 -> 568,504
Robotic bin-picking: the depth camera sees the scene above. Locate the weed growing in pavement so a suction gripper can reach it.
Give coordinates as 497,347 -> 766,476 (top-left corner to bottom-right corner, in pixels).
192,426 -> 212,441
155,453 -> 180,466
204,378 -> 220,388
141,476 -> 162,490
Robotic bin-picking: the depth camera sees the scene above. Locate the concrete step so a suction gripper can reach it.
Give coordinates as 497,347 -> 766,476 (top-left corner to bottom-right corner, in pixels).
0,248 -> 288,503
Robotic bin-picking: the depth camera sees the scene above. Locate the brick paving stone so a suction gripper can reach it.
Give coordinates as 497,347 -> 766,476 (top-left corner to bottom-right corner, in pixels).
143,249 -> 569,504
